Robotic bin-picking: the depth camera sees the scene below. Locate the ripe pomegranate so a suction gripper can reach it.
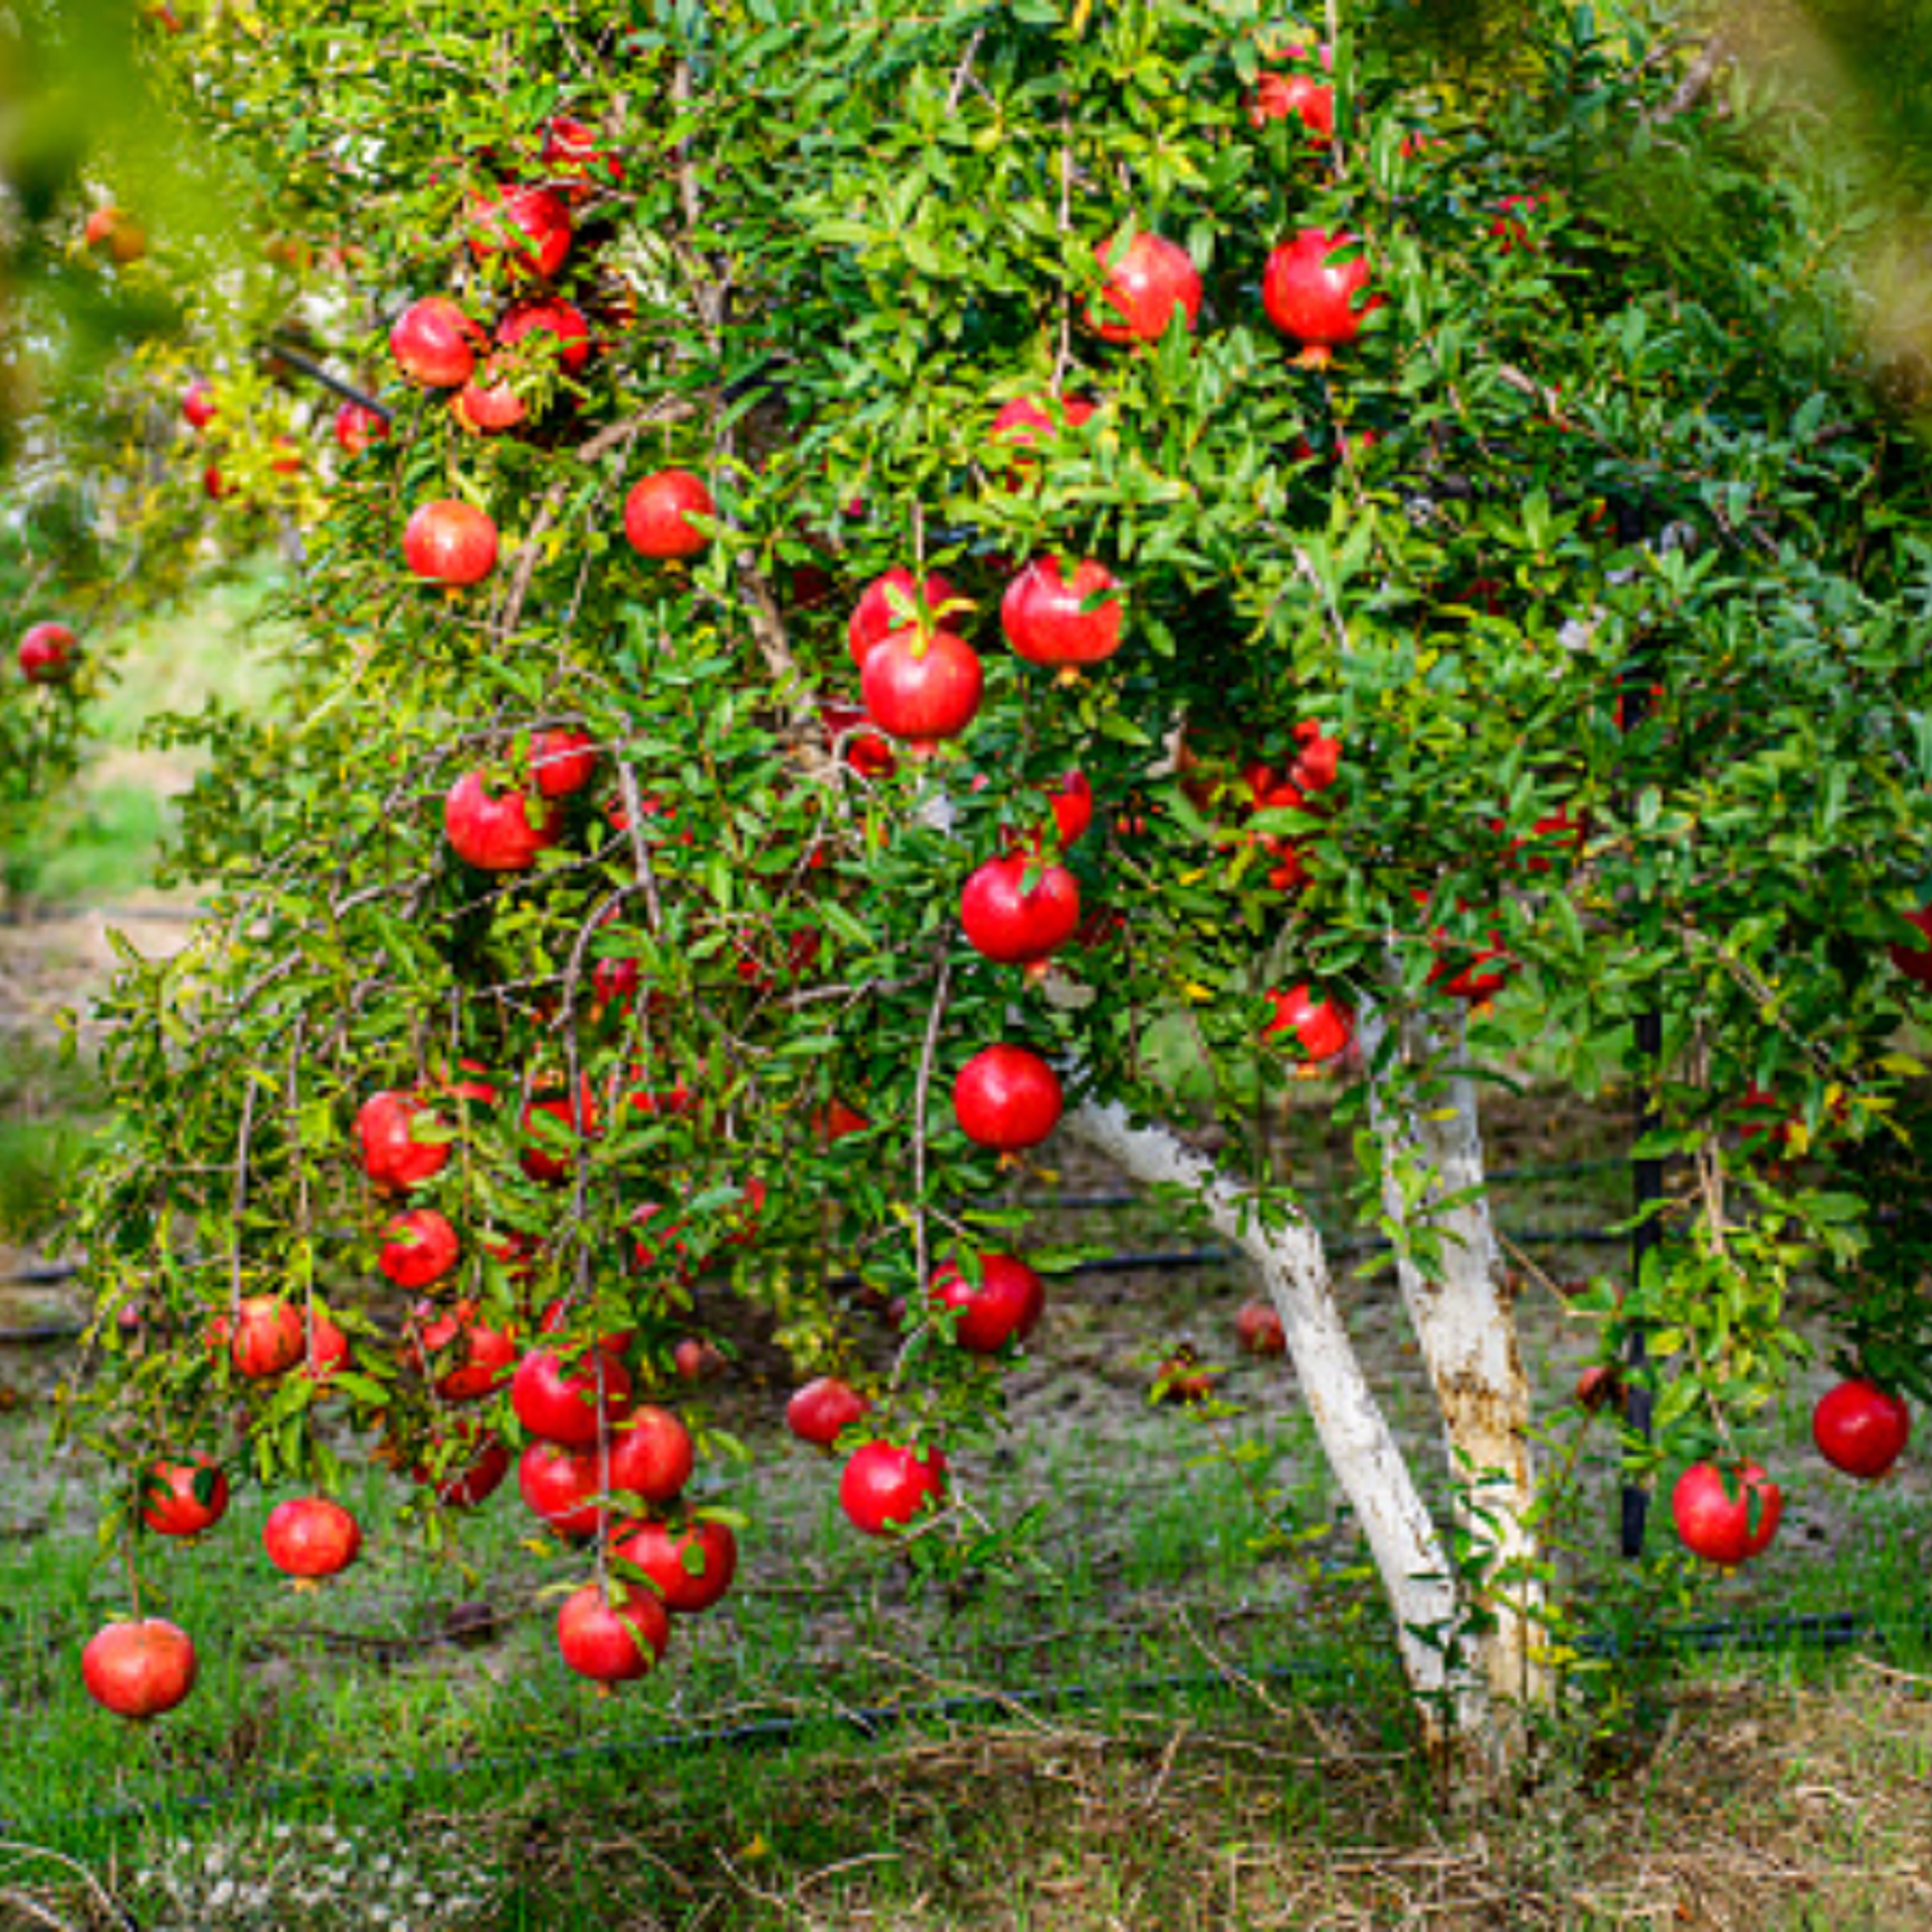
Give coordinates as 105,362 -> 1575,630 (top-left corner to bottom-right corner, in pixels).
410,1299 -> 519,1402
555,1580 -> 668,1684
1575,1364 -> 1625,1415
839,1441 -> 949,1536
1890,905 -> 1932,985
511,1347 -> 635,1448
82,1619 -> 197,1719
1671,1461 -> 1782,1566
1152,1350 -> 1215,1405
1089,232 -> 1202,343
414,1430 -> 510,1508
297,1311 -> 352,1386
1263,984 -> 1354,1064
498,298 -> 593,374
860,628 -> 984,756
1235,1299 -> 1287,1358
263,1496 -> 363,1578
1250,41 -> 1334,141
608,1406 -> 696,1504
139,1456 -> 230,1536
404,500 -> 499,585
518,1440 -> 608,1538
1001,556 -> 1124,671
84,206 -> 146,263
389,297 -> 482,386
786,1376 -> 871,1449
203,466 -> 230,501
960,853 -> 1080,969
539,1297 -> 638,1360
821,698 -> 898,780
444,771 -> 559,871
1262,228 -> 1381,366
623,469 -> 715,559
530,727 -> 599,799
270,438 -> 303,477
1046,771 -> 1094,846
1288,720 -> 1341,793
1490,192 -> 1547,254
519,1085 -> 599,1184
17,622 -> 77,684
815,1098 -> 871,1143
182,380 -> 216,430
673,1337 -> 725,1381
989,393 -> 1097,469
469,183 -> 572,280
611,1517 -> 739,1614
229,1296 -> 305,1378
379,1207 -> 460,1291
1813,1379 -> 1911,1480
953,1045 -> 1064,1151
355,1090 -> 450,1193
848,568 -> 961,668
929,1252 -> 1045,1353
334,403 -> 388,455
543,115 -> 626,198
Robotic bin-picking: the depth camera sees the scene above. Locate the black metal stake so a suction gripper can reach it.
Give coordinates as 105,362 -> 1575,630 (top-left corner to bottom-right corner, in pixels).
1622,1007 -> 1663,1557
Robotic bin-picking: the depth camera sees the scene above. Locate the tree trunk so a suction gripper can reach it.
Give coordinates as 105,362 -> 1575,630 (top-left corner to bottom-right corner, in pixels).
1360,1000 -> 1549,1734
1065,1096 -> 1494,1753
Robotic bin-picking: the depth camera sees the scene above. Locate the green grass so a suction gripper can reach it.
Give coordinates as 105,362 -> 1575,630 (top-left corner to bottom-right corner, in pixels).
2,566 -> 291,908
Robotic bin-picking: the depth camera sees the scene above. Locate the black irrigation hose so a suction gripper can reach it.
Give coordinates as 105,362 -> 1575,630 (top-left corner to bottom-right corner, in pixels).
0,1224 -> 1631,1326
7,1605 -> 1927,1842
260,339 -> 391,420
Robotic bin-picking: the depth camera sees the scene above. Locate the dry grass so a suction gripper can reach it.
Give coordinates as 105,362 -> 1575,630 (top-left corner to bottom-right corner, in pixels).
10,1659 -> 1928,1930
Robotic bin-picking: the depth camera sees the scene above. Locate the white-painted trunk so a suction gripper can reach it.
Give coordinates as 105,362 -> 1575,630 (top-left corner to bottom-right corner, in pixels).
1065,1096 -> 1492,1748
1360,1001 -> 1548,1721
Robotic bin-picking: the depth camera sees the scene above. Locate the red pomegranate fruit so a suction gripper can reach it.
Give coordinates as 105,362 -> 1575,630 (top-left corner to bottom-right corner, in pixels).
334,402 -> 388,455
848,568 -> 961,668
1263,984 -> 1354,1064
1089,232 -> 1202,343
410,1300 -> 519,1402
511,1347 -> 635,1448
929,1252 -> 1046,1353
786,1376 -> 872,1449
610,1517 -> 739,1614
953,1045 -> 1064,1151
139,1456 -> 230,1537
543,115 -> 626,198
530,727 -> 599,798
469,183 -> 572,280
404,500 -> 499,585
1235,1299 -> 1288,1357
989,393 -> 1097,469
389,296 -> 482,387
960,852 -> 1081,970
1001,556 -> 1125,671
1671,1461 -> 1782,1567
623,469 -> 715,559
1889,905 -> 1932,986
839,1440 -> 950,1536
263,1496 -> 362,1578
860,628 -> 984,756
82,1619 -> 198,1719
518,1440 -> 607,1538
415,1431 -> 510,1508
182,380 -> 217,429
356,1089 -> 450,1193
18,622 -> 77,684
1249,42 -> 1334,141
229,1296 -> 305,1378
1813,1379 -> 1911,1480
379,1207 -> 460,1291
555,1580 -> 668,1683
1262,228 -> 1381,366
443,771 -> 559,872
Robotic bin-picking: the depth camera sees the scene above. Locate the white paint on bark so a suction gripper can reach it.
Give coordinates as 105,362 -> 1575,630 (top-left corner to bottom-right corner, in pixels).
1360,1001 -> 1548,1719
1065,1095 -> 1491,1744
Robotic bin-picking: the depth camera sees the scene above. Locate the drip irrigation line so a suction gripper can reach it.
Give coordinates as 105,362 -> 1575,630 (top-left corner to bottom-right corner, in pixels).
6,1605 -> 1925,1842
2,1223 -> 1631,1322
1025,1160 -> 1626,1216
261,339 -> 390,420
